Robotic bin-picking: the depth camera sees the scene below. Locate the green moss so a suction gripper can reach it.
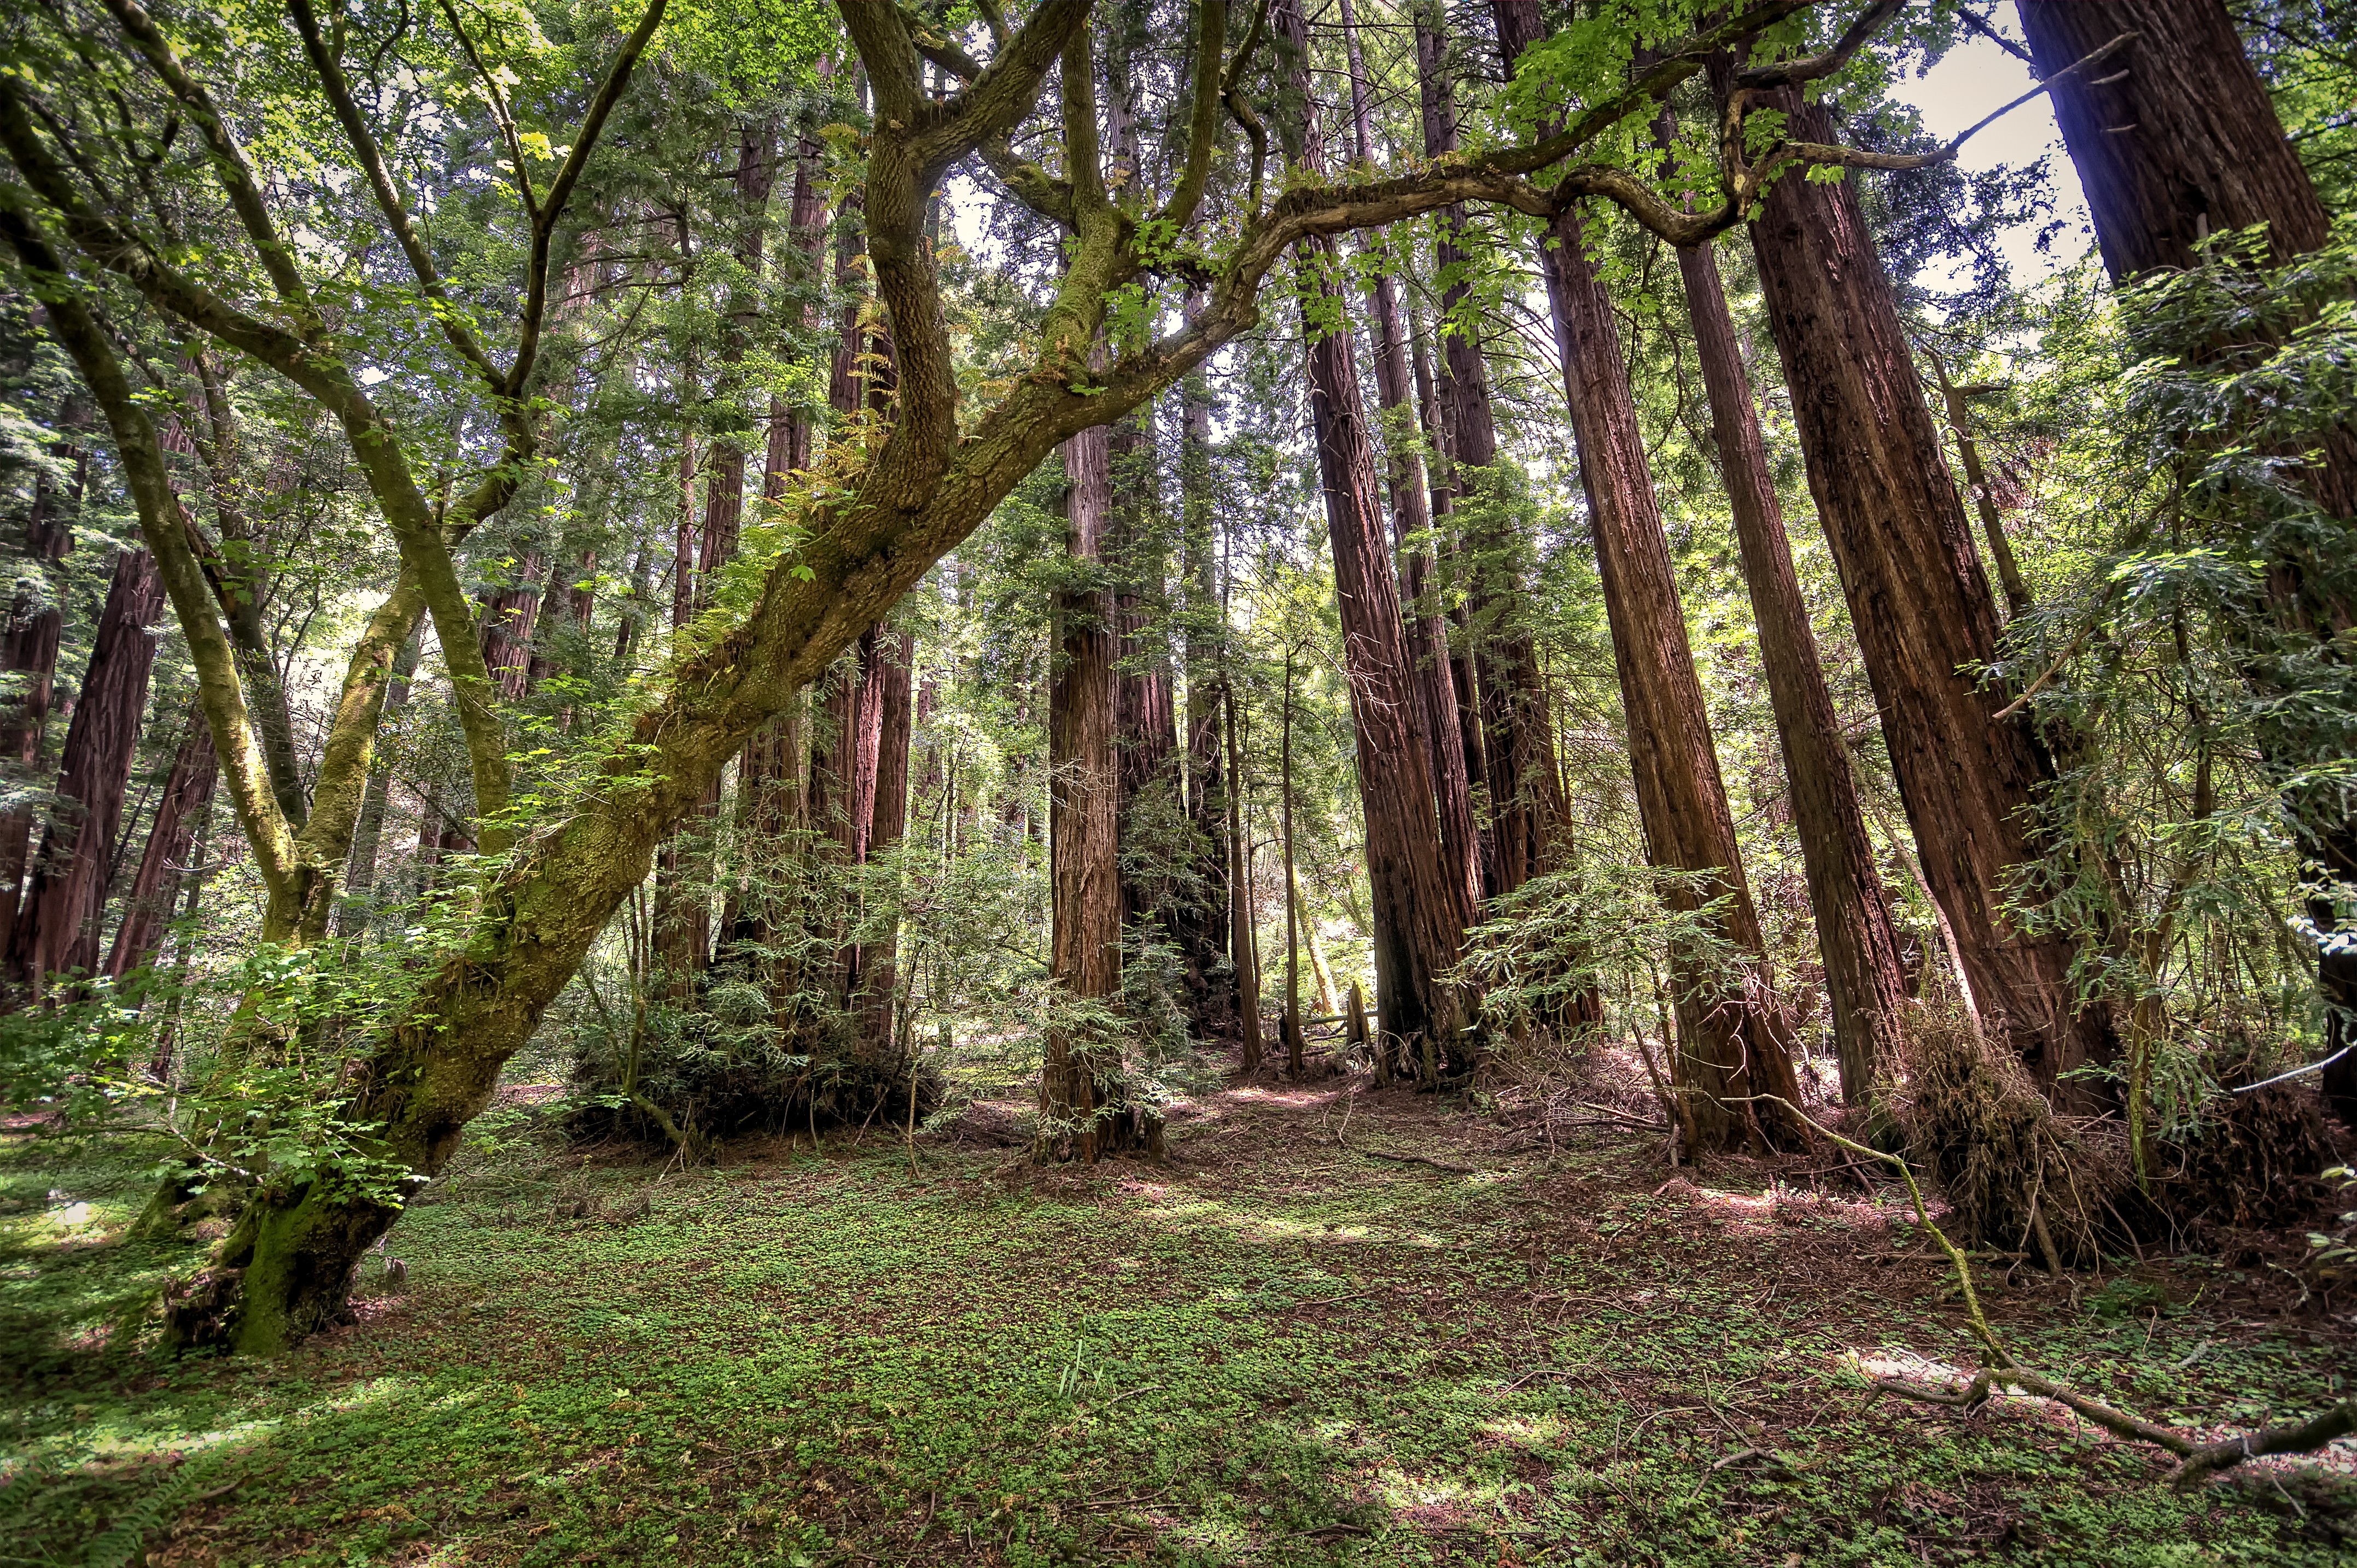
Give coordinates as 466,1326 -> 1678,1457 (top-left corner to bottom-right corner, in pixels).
1,1121 -> 2348,1566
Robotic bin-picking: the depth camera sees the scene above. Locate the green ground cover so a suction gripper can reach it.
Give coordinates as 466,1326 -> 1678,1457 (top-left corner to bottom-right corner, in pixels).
3,1085 -> 2350,1566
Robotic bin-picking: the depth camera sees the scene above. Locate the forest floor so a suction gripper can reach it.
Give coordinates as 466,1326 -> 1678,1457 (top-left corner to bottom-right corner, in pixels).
4,1066 -> 2355,1567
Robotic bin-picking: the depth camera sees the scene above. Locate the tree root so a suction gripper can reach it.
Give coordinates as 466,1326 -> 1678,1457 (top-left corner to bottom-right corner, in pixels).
1750,1096 -> 2357,1489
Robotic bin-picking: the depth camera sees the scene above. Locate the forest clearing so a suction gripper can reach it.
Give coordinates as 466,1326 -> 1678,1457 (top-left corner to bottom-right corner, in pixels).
2,0 -> 2356,1559
7,1071 -> 2355,1566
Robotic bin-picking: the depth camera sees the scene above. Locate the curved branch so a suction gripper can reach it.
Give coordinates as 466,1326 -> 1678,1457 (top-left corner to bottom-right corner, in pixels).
284,0 -> 503,390
98,0 -> 325,339
1735,0 -> 1904,87
1159,0 -> 1228,229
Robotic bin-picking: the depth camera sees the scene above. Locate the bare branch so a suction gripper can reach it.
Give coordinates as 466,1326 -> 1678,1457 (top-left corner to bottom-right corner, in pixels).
1735,0 -> 1904,87
284,0 -> 504,390
97,0 -> 325,338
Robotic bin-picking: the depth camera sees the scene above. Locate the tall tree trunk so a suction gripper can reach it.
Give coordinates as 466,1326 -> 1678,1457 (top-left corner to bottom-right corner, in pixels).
2020,0 -> 2355,1121
1340,0 -> 1481,922
856,628 -> 914,1054
1411,23 -> 1557,908
1727,72 -> 2113,1103
6,547 -> 165,998
1110,403 -> 1175,928
0,481 -> 70,941
1224,672 -> 1263,1071
105,706 -> 218,982
336,628 -> 422,938
1171,316 -> 1235,1040
1276,0 -> 1472,1068
1494,1 -> 1800,1148
1675,221 -> 1912,1104
476,552 -> 544,703
1042,417 -> 1134,1159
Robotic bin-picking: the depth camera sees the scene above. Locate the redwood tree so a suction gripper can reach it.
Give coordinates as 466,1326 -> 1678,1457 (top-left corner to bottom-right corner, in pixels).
1674,220 -> 1911,1102
2020,0 -> 2355,1118
1276,0 -> 1474,1071
1728,74 -> 2112,1102
105,710 -> 217,982
1495,0 -> 1802,1147
5,547 -> 165,998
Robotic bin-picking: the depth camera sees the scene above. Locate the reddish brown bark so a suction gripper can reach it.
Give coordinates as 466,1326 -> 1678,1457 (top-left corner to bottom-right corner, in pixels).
0,495 -> 69,941
105,709 -> 217,981
476,552 -> 543,702
1733,78 -> 2113,1102
1277,0 -> 1472,1068
1042,418 -> 1130,1156
1342,0 -> 1481,923
2021,0 -> 2357,1120
1439,10 -> 1568,903
6,547 -> 165,998
1676,226 -> 1912,1103
1494,1 -> 1800,1146
2020,1 -> 2331,278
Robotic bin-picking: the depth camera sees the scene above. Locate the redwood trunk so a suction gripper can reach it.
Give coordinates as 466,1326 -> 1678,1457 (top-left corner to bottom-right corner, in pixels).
476,553 -> 544,702
1440,12 -> 1563,901
1043,419 -> 1126,1157
105,709 -> 217,982
2020,0 -> 2355,1118
7,548 -> 165,997
0,469 -> 73,940
1494,1 -> 1800,1146
1676,228 -> 1912,1103
1732,78 -> 2112,1101
1277,0 -> 1472,1066
1342,0 -> 1481,922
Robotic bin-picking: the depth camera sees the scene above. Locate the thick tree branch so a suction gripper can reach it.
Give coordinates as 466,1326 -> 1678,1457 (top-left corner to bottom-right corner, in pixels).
1735,0 -> 1903,87
1158,0 -> 1228,228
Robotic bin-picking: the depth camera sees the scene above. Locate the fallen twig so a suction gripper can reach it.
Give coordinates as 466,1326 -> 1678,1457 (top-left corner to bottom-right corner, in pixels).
1741,1093 -> 2357,1488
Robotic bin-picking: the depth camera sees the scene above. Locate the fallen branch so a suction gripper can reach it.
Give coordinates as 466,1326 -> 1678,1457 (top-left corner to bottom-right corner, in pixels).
1742,1095 -> 2357,1488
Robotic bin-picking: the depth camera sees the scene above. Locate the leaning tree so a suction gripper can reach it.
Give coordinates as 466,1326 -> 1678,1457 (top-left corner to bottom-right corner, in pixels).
3,0 -> 1998,1349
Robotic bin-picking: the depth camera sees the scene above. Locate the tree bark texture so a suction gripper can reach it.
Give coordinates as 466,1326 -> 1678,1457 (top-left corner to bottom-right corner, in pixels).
1541,213 -> 1803,1146
476,553 -> 544,703
1342,0 -> 1481,923
1172,343 -> 1235,1040
105,709 -> 218,981
1476,4 -> 1584,902
0,490 -> 69,942
1733,79 -> 2112,1102
1677,228 -> 1911,1103
1043,418 -> 1130,1159
1495,1 -> 1799,1145
1279,0 -> 1472,1066
6,547 -> 164,997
